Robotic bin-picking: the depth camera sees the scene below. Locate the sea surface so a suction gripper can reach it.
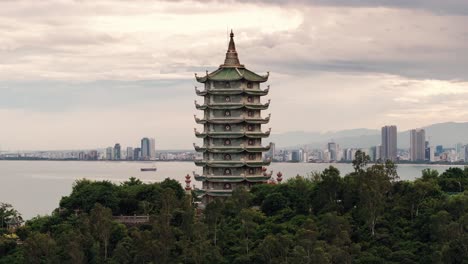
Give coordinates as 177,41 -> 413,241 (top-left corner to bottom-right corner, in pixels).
0,160 -> 464,219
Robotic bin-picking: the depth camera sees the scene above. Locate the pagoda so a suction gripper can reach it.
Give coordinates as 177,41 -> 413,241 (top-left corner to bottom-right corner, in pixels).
193,31 -> 273,204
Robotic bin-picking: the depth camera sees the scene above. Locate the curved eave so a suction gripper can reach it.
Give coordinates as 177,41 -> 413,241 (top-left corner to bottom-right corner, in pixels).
195,176 -> 271,183
195,103 -> 270,110
194,115 -> 271,125
194,146 -> 272,153
195,88 -> 269,96
194,160 -> 272,167
195,68 -> 269,83
194,131 -> 271,139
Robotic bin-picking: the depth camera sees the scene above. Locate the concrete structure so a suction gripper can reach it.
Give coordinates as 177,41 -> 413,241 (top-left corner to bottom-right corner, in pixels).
126,147 -> 134,160
106,147 -> 113,160
141,137 -> 155,160
381,125 -> 398,161
410,129 -> 425,161
114,143 -> 121,160
193,31 -> 273,203
327,142 -> 337,161
291,149 -> 303,162
429,146 -> 436,162
133,148 -> 141,160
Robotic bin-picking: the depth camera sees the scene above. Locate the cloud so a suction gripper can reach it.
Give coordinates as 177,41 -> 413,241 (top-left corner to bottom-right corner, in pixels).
0,0 -> 467,150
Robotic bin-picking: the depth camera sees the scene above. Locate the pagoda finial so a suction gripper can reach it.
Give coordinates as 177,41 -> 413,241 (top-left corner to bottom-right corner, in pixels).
222,30 -> 243,67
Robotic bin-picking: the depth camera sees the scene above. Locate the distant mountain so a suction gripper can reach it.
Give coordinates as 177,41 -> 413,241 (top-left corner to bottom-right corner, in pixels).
270,122 -> 468,149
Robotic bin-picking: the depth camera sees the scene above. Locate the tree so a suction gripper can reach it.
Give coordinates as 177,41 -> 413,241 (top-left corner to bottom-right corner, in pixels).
312,166 -> 343,214
357,163 -> 391,236
352,150 -> 370,173
0,203 -> 22,230
90,203 -> 113,260
22,232 -> 58,264
261,192 -> 288,216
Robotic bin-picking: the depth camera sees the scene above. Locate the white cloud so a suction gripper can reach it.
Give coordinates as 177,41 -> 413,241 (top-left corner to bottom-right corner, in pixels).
0,0 -> 467,150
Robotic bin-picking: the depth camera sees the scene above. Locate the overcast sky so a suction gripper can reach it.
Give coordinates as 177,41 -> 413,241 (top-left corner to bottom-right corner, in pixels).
1,0 -> 468,151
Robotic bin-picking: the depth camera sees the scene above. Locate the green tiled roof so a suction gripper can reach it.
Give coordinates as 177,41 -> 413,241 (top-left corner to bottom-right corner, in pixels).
196,67 -> 269,83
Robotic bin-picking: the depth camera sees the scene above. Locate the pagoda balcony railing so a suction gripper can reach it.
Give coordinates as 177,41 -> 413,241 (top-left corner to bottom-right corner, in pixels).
194,128 -> 271,138
194,100 -> 270,110
194,114 -> 271,124
194,158 -> 272,167
193,172 -> 273,182
193,142 -> 273,152
195,86 -> 269,96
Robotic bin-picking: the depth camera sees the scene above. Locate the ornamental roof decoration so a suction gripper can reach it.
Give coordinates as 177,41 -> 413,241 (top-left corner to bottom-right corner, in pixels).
223,30 -> 243,68
195,31 -> 269,83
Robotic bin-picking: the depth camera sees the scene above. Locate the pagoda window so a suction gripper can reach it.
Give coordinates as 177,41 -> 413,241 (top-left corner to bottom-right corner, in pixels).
225,96 -> 231,102
248,139 -> 254,146
247,82 -> 253,88
247,125 -> 254,131
224,154 -> 232,160
225,110 -> 231,117
224,139 -> 231,146
224,169 -> 231,175
247,110 -> 254,117
247,96 -> 253,103
249,168 -> 254,174
223,183 -> 232,190
249,154 -> 256,160
225,124 -> 231,131
225,82 -> 231,88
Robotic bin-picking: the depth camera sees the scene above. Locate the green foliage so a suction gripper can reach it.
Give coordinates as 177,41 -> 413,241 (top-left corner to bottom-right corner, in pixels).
3,163 -> 468,263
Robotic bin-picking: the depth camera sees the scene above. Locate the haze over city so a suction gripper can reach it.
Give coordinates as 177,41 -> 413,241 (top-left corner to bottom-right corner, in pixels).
1,0 -> 468,150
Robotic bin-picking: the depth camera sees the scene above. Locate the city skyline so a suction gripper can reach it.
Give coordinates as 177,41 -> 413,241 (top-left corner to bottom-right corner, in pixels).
1,1 -> 468,150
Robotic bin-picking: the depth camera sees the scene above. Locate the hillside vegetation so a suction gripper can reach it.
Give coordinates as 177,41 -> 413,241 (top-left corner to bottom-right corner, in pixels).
1,151 -> 468,263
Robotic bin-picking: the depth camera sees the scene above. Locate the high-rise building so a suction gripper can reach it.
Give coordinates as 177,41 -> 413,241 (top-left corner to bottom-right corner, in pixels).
456,143 -> 463,160
106,147 -> 113,160
464,145 -> 468,162
266,142 -> 276,160
369,146 -> 377,161
150,138 -> 156,159
193,31 -> 272,204
88,150 -> 98,160
114,143 -> 121,160
381,125 -> 398,161
126,147 -> 134,160
436,145 -> 443,156
410,129 -> 425,161
429,146 -> 436,162
133,148 -> 141,160
141,137 -> 155,160
328,142 -> 337,161
291,149 -> 304,162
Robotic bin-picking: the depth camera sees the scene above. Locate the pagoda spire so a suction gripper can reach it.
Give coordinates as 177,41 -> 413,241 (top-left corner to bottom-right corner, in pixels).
222,30 -> 243,67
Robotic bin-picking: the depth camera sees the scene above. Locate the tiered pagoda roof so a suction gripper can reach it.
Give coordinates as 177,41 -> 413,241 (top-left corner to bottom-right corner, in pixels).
193,30 -> 273,202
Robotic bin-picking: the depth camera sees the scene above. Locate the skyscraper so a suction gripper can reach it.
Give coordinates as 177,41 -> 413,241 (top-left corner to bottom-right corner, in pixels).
106,147 -> 113,160
133,148 -> 141,160
141,138 -> 149,160
141,137 -> 155,160
114,143 -> 121,160
410,129 -> 425,161
193,31 -> 272,204
150,138 -> 156,159
381,125 -> 397,161
327,142 -> 337,161
126,147 -> 134,160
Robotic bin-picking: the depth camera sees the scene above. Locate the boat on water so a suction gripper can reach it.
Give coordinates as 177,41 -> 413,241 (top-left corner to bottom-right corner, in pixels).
140,164 -> 157,172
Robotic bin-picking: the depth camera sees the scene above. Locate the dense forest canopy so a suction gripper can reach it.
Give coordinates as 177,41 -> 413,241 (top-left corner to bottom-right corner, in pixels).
1,152 -> 468,263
